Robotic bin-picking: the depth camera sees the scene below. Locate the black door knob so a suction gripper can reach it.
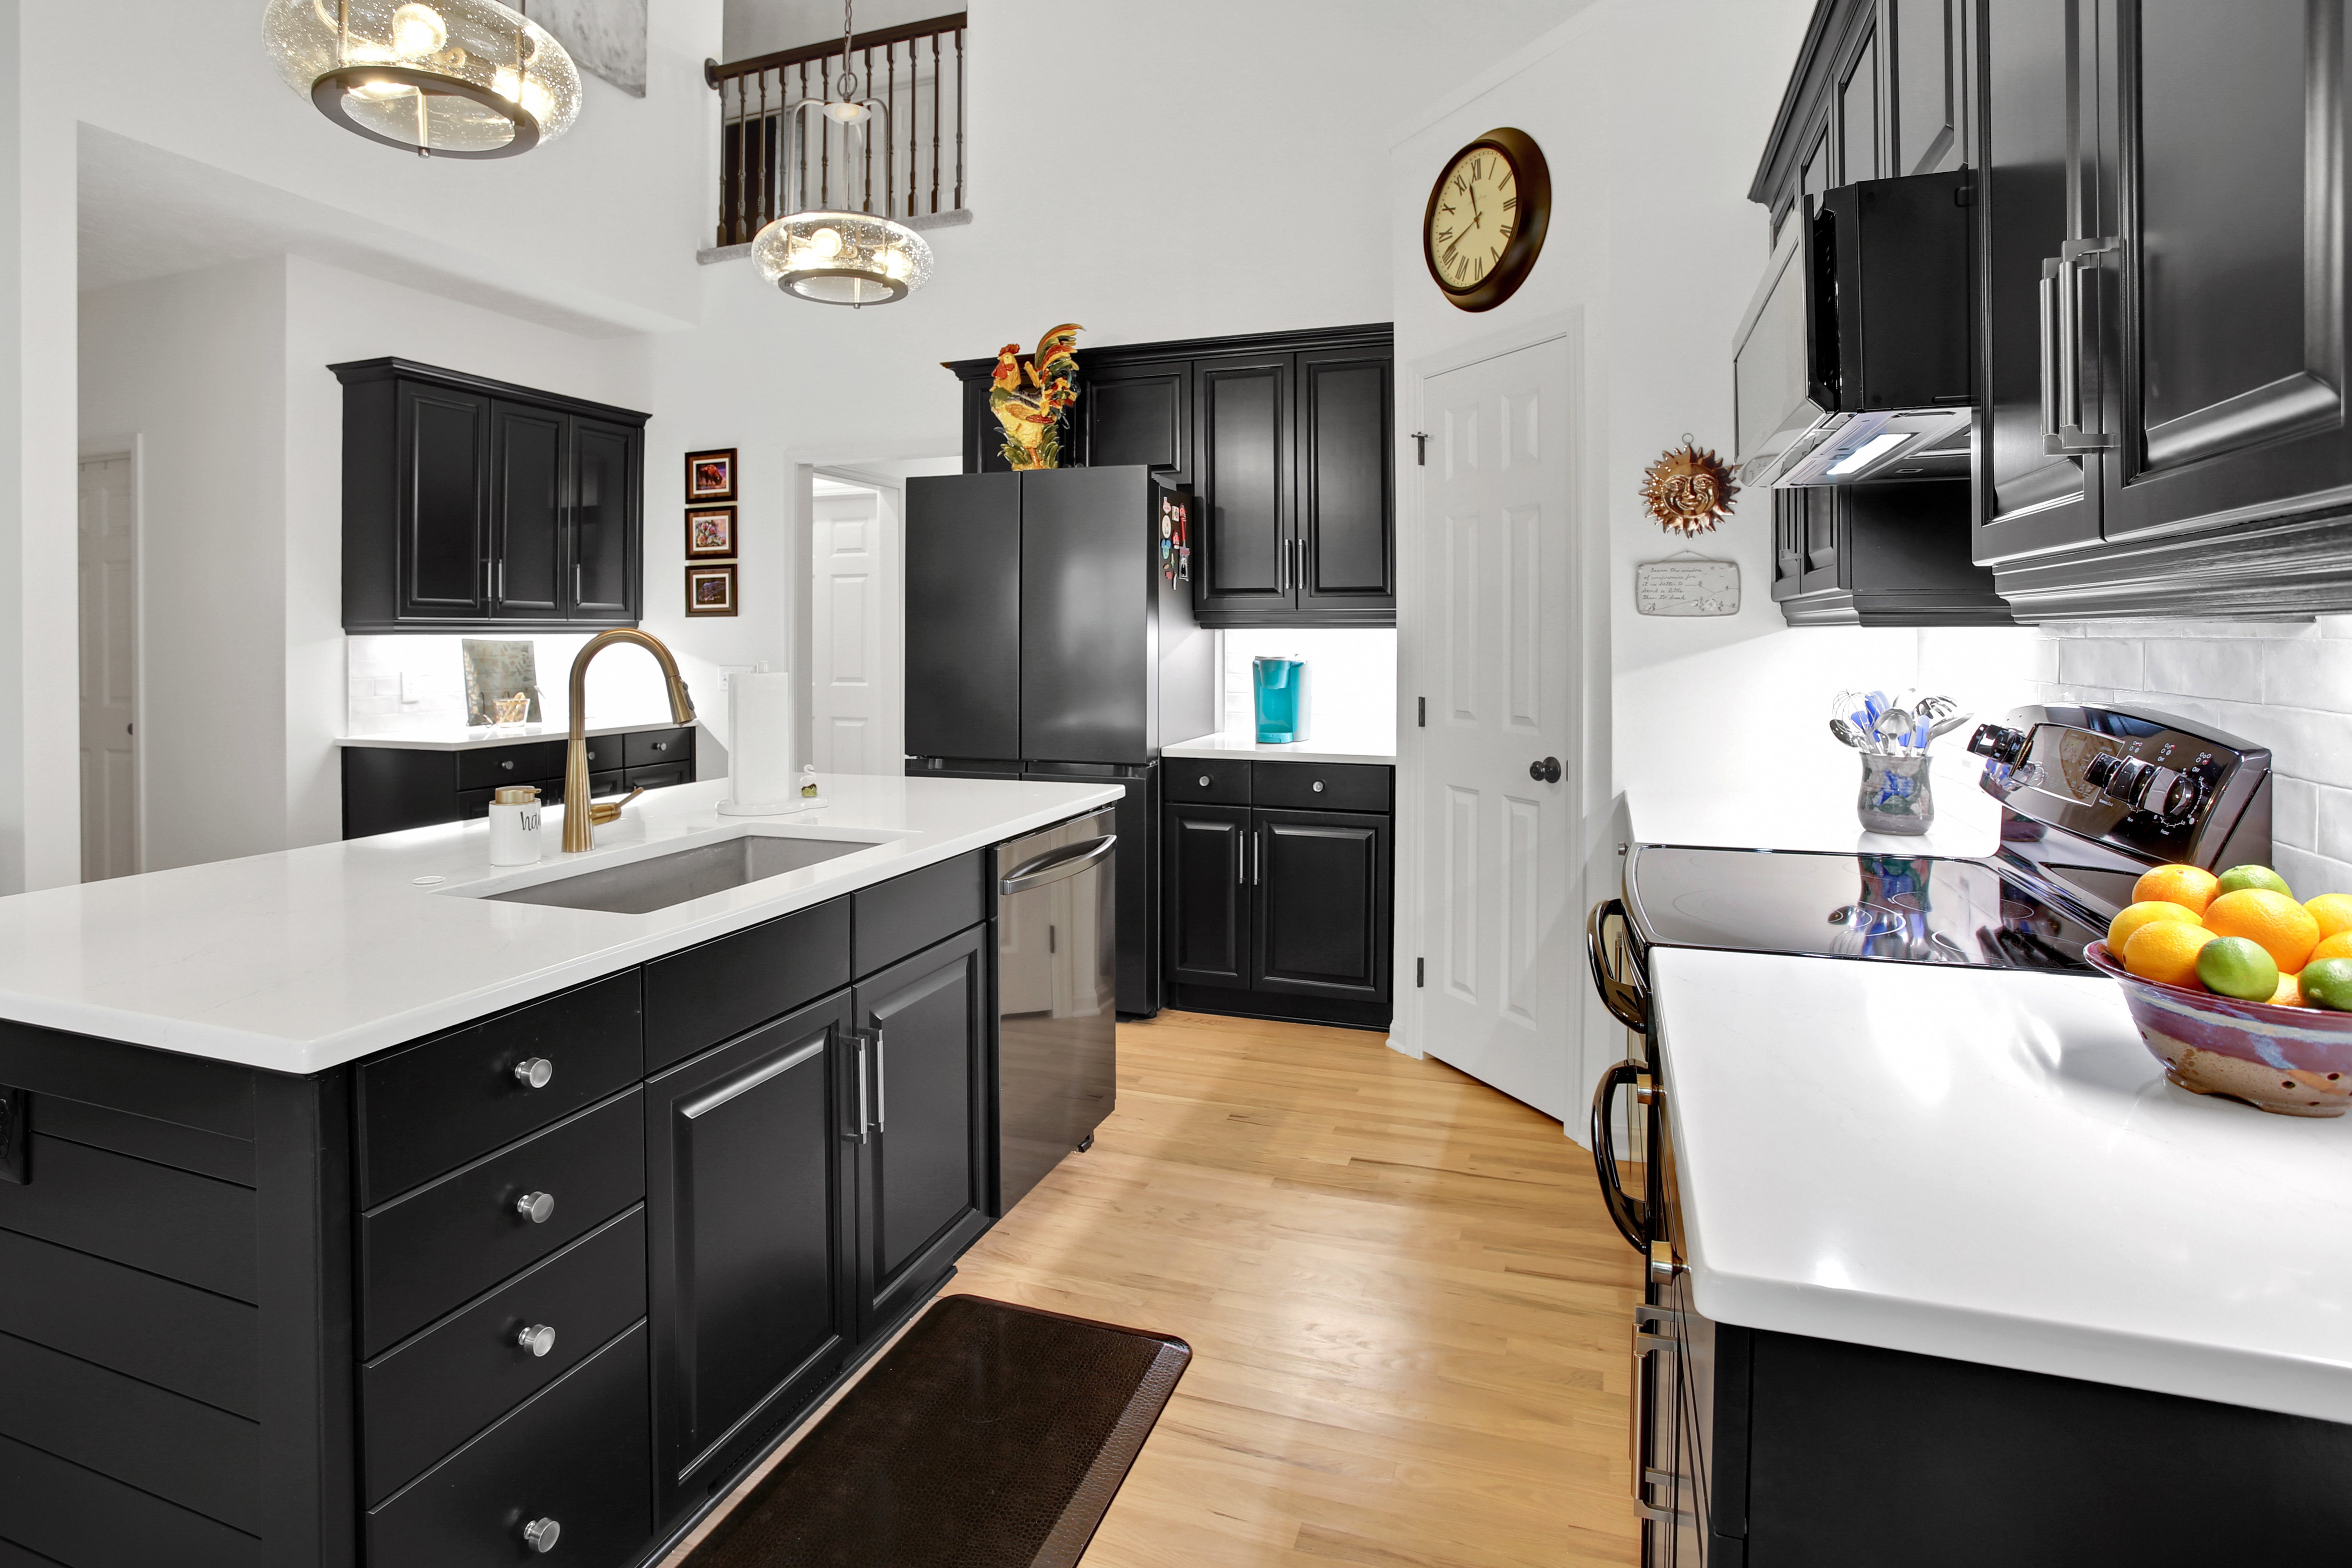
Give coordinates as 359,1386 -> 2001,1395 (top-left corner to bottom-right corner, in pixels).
1529,757 -> 1562,784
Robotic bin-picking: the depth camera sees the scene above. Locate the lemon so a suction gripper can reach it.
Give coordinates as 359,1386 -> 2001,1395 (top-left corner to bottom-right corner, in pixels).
2273,971 -> 2305,1007
2308,893 -> 2352,940
2217,864 -> 2294,898
2196,936 -> 2279,1001
2300,957 -> 2352,1012
2123,920 -> 2216,988
2107,900 -> 2204,954
2133,864 -> 2220,915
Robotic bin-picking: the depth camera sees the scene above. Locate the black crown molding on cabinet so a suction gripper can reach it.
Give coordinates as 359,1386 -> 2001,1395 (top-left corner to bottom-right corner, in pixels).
329,358 -> 654,428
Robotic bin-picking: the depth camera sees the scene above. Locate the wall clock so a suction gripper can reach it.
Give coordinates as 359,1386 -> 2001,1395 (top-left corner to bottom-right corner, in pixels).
1422,127 -> 1551,312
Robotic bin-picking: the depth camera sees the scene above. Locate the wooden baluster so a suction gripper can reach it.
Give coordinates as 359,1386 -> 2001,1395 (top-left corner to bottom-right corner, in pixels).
888,40 -> 897,216
820,50 -> 831,209
930,30 -> 941,214
954,26 -> 964,211
799,59 -> 810,212
755,68 -> 770,234
861,44 -> 873,212
730,73 -> 745,243
906,38 -> 917,219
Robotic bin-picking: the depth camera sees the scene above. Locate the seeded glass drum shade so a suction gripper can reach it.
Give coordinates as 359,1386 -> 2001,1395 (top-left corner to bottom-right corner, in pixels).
753,212 -> 935,306
262,0 -> 581,157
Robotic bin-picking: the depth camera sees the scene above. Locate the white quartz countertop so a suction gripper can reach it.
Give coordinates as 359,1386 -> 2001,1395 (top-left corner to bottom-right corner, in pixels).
1630,746 -> 1999,858
337,719 -> 686,752
1652,947 -> 2352,1423
1163,730 -> 1396,766
0,775 -> 1120,1076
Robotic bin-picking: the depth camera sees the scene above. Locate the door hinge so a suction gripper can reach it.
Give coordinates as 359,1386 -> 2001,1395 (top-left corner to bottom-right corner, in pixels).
1410,431 -> 1429,466
1415,957 -> 1424,988
1417,696 -> 1426,728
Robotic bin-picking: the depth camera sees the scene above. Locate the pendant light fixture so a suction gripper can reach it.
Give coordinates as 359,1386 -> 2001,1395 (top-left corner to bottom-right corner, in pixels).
751,0 -> 934,307
262,0 -> 581,158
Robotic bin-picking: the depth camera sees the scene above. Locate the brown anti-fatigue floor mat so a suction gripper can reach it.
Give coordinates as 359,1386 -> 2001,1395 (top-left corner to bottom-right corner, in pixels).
677,1294 -> 1192,1568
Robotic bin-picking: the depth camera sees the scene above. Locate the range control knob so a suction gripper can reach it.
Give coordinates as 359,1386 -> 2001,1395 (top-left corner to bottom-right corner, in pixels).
2154,769 -> 2205,824
1968,724 -> 2031,765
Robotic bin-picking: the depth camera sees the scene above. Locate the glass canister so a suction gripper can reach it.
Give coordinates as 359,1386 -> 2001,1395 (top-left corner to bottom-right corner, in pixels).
1858,754 -> 1934,835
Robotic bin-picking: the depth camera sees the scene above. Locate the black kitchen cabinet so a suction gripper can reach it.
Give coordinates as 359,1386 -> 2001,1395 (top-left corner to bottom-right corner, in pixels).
341,726 -> 694,840
1162,760 -> 1394,1029
1772,483 -> 2012,625
947,324 -> 1395,628
849,925 -> 992,1340
645,991 -> 858,1520
336,358 -> 646,633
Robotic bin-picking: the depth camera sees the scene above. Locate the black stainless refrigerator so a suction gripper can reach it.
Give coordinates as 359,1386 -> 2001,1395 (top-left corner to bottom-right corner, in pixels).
906,465 -> 1215,1017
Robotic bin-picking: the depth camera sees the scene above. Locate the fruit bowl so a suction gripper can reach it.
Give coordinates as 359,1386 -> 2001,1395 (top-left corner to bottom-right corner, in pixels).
2087,941 -> 2352,1116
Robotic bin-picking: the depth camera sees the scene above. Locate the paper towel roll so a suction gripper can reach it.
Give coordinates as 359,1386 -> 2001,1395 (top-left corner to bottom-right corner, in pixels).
723,669 -> 801,813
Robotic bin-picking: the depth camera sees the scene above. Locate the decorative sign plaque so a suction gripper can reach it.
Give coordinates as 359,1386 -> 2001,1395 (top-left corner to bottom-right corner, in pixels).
1635,556 -> 1740,617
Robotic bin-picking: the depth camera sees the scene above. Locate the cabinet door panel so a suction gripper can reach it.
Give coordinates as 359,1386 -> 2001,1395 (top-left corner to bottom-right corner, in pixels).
1251,808 -> 1389,1004
490,402 -> 564,619
1840,29 -> 1880,183
1164,803 -> 1250,988
2098,0 -> 2352,540
1086,359 -> 1190,472
569,416 -> 639,621
1195,357 -> 1294,615
1974,0 -> 2102,563
646,993 -> 856,1518
399,383 -> 491,619
1894,0 -> 1960,176
852,927 -> 990,1339
1296,350 -> 1394,613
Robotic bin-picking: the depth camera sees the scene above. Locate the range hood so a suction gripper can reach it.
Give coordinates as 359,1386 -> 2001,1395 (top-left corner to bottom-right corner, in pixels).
1732,169 -> 1976,488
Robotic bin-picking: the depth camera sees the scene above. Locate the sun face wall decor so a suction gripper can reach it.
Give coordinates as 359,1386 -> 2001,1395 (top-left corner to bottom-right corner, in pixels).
1640,436 -> 1741,538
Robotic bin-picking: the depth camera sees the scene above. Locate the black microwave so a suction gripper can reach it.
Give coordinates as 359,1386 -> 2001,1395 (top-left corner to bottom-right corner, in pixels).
1731,168 -> 1976,488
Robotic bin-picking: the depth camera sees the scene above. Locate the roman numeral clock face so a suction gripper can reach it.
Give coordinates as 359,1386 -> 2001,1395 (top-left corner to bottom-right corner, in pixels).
1423,129 -> 1550,312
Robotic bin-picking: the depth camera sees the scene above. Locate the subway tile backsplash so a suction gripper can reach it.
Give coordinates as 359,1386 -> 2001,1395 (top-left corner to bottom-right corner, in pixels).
346,634 -> 671,735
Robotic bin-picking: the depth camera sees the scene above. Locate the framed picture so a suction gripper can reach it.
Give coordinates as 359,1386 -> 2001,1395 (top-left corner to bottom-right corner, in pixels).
685,562 -> 739,616
685,447 -> 737,502
685,505 -> 737,559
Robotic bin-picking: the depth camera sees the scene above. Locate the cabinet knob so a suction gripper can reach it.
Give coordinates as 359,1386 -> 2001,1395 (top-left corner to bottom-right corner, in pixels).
515,1323 -> 557,1358
500,759 -> 516,771
515,1190 -> 556,1224
513,1057 -> 555,1090
652,741 -> 669,751
1312,780 -> 1324,793
523,1517 -> 562,1554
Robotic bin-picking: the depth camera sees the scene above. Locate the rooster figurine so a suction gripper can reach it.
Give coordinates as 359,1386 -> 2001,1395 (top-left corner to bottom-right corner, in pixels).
989,323 -> 1083,470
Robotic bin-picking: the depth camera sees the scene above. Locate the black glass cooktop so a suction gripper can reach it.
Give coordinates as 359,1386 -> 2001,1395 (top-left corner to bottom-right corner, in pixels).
1625,845 -> 2101,971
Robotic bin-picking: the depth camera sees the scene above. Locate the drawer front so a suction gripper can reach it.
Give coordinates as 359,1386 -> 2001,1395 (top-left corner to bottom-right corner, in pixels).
624,761 -> 692,792
1166,758 -> 1251,804
356,970 -> 643,1207
1250,760 -> 1391,813
457,769 -> 626,819
576,737 -> 623,772
366,1320 -> 651,1568
457,740 -> 569,793
361,1090 -> 646,1358
362,1207 -> 648,1506
853,850 -> 984,978
644,898 -> 852,1072
624,727 -> 693,768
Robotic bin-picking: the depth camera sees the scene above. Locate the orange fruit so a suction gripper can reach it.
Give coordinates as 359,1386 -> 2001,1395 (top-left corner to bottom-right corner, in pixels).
2107,900 -> 2204,954
2309,893 -> 2352,941
2202,888 -> 2323,973
2123,920 -> 2216,988
2134,864 -> 2221,915
2310,931 -> 2352,968
2274,971 -> 2307,1007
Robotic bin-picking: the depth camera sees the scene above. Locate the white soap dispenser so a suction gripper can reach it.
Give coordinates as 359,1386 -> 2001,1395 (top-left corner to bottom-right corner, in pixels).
487,785 -> 543,866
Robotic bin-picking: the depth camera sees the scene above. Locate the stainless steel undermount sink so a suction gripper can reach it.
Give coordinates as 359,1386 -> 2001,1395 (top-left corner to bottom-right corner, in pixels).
481,833 -> 878,915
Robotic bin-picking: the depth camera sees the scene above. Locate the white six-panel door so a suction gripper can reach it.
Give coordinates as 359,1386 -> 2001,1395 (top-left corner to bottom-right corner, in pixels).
78,455 -> 138,881
1408,341 -> 1578,1120
810,484 -> 904,775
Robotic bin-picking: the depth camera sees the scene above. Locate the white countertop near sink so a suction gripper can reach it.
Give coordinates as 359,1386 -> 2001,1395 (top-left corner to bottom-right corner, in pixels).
0,774 -> 1119,1076
1163,729 -> 1396,766
336,719 -> 686,752
1652,946 -> 2352,1423
1630,746 -> 2001,858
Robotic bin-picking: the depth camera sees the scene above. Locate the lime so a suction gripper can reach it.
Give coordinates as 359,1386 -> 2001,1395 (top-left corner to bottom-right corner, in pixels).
2195,936 -> 2280,1001
2301,957 -> 2352,1011
2217,864 -> 2295,898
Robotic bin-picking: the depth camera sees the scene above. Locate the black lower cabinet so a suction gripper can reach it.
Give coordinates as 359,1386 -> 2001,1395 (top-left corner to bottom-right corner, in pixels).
645,992 -> 858,1522
343,727 -> 695,840
1254,809 -> 1388,1004
851,925 -> 993,1341
1164,803 -> 1251,988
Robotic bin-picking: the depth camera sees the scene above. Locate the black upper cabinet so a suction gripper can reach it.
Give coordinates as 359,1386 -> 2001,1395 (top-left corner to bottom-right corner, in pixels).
850,926 -> 991,1341
947,325 -> 1395,628
1195,356 -> 1295,618
337,359 -> 646,633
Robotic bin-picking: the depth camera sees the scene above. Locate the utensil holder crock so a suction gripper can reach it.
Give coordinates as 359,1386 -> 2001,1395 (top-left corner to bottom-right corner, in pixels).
1858,754 -> 1934,835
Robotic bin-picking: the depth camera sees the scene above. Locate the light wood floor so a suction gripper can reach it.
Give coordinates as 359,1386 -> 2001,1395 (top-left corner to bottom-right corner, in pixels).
950,1011 -> 1644,1568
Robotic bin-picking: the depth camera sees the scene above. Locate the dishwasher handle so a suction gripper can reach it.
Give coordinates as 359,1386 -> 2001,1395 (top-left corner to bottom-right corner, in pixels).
999,835 -> 1118,896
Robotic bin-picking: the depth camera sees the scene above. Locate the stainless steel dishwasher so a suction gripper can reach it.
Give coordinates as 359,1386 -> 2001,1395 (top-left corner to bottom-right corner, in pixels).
994,808 -> 1118,1214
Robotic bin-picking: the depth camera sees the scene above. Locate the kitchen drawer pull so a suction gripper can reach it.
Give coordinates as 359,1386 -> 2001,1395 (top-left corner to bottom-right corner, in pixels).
873,1028 -> 887,1134
853,1039 -> 870,1144
1000,835 -> 1117,895
523,1517 -> 562,1554
516,1323 -> 557,1358
651,740 -> 669,751
513,1057 -> 555,1090
1312,780 -> 1324,792
515,1190 -> 556,1225
1589,1060 -> 1648,1253
501,759 -> 517,771
1198,775 -> 1212,787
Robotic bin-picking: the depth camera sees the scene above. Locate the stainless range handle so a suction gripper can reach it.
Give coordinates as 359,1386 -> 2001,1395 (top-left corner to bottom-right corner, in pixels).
1000,835 -> 1117,895
1590,1060 -> 1649,1253
1586,898 -> 1648,1033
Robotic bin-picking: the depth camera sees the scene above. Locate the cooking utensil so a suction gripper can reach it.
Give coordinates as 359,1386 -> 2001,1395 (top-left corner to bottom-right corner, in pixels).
1830,717 -> 1872,750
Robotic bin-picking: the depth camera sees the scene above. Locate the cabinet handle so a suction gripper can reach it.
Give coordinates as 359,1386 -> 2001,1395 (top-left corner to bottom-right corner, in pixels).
652,741 -> 668,752
2045,237 -> 2118,454
574,563 -> 583,606
853,1039 -> 870,1144
1629,1303 -> 1695,1530
1236,824 -> 1246,885
501,759 -> 516,771
873,1028 -> 887,1134
1312,780 -> 1324,793
515,1190 -> 555,1224
497,559 -> 505,602
1253,827 -> 1262,886
1198,775 -> 1212,788
1275,533 -> 1286,595
523,1517 -> 562,1555
515,1323 -> 557,1357
513,1057 -> 554,1090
